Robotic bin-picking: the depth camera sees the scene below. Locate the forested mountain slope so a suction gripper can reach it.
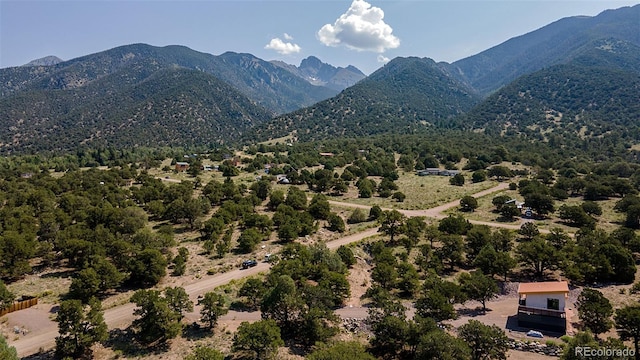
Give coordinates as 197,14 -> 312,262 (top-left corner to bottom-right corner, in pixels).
0,66 -> 273,153
0,43 -> 338,114
250,57 -> 481,142
456,46 -> 640,145
449,4 -> 640,95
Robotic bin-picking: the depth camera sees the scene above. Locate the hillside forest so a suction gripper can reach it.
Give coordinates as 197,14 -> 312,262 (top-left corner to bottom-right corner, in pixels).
1,133 -> 640,360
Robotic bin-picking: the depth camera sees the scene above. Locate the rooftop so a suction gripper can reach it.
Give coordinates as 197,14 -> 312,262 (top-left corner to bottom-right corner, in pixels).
518,281 -> 569,294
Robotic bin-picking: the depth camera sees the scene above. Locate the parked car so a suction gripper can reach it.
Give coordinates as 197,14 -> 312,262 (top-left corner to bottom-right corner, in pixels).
526,330 -> 544,338
241,260 -> 258,269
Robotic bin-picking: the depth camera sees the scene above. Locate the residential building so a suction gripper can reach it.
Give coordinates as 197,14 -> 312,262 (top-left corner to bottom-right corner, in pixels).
175,162 -> 190,172
517,281 -> 569,333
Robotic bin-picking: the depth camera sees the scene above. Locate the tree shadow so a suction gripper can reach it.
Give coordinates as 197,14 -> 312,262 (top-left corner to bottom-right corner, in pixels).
151,221 -> 172,230
510,269 -> 558,282
457,306 -> 492,317
181,322 -> 212,341
229,301 -> 259,312
495,215 -> 520,223
21,349 -> 55,360
40,269 -> 75,279
105,328 -> 170,357
284,338 -> 311,357
173,226 -> 195,235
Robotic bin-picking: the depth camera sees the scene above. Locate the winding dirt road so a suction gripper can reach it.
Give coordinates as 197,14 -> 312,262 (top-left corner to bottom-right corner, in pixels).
329,181 -> 524,230
9,182 -> 513,357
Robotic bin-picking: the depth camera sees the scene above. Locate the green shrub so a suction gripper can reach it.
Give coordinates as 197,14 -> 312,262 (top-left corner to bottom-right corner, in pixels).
348,209 -> 367,224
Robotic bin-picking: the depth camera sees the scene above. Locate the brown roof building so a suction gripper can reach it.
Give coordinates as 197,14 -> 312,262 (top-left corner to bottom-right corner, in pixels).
517,281 -> 569,333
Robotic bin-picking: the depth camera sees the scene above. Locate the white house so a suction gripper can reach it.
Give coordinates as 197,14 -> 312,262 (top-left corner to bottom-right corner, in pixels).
505,198 -> 525,209
517,281 -> 569,333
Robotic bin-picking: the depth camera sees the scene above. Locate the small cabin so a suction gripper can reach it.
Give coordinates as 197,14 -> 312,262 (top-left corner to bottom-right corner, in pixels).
505,198 -> 525,209
175,162 -> 190,172
517,281 -> 569,333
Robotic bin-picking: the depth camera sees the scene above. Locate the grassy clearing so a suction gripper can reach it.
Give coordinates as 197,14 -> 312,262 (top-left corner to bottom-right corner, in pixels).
7,270 -> 72,304
257,134 -> 294,146
444,189 -> 626,234
334,173 -> 499,210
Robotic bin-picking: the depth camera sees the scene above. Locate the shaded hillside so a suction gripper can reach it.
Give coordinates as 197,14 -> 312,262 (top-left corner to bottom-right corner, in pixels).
0,66 -> 273,153
215,52 -> 337,113
450,4 -> 640,95
457,56 -> 640,144
0,43 -> 337,114
250,57 -> 481,142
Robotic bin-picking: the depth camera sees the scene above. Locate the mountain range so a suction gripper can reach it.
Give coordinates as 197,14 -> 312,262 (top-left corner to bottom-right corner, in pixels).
448,4 -> 640,96
0,4 -> 638,153
271,56 -> 365,91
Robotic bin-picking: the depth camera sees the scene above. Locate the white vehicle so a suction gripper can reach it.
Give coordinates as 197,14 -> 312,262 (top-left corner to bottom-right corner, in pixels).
526,330 -> 544,338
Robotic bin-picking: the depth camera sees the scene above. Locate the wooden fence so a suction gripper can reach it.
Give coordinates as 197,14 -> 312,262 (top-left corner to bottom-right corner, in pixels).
0,297 -> 38,317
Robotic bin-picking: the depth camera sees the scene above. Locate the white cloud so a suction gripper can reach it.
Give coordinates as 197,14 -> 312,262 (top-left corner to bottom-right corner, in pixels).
317,0 -> 399,53
264,36 -> 301,55
377,54 -> 390,63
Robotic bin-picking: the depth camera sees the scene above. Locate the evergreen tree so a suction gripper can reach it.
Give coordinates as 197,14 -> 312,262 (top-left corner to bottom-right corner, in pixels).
238,278 -> 266,310
186,346 -> 225,360
0,334 -> 18,360
233,319 -> 284,360
615,305 -> 640,357
379,210 -> 406,243
127,249 -> 167,287
416,330 -> 471,360
307,341 -> 375,360
199,292 -> 228,329
576,288 -> 613,338
0,280 -> 15,310
460,196 -> 478,212
458,320 -> 509,360
130,289 -> 182,344
55,298 -> 107,359
459,271 -> 499,312
164,286 -> 193,320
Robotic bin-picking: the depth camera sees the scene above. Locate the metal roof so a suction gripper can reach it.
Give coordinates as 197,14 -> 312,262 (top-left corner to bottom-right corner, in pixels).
517,281 -> 569,294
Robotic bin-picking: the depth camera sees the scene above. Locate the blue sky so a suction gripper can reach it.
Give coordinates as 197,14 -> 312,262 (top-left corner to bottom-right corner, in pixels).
1,0 -> 638,74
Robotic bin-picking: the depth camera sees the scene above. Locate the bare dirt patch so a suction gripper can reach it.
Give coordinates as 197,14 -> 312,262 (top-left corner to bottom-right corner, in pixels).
1,303 -> 57,346
345,248 -> 373,307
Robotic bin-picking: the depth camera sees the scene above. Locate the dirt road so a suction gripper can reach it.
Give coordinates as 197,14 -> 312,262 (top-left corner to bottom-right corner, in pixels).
329,182 -> 549,233
9,236 -> 383,357
8,182 -> 512,357
329,182 -> 510,219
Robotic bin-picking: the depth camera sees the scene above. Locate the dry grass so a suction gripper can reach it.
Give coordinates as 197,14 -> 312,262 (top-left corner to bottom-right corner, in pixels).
331,173 -> 499,210
344,247 -> 373,307
7,268 -> 72,304
443,188 -> 520,222
18,158 -> 640,360
443,189 -> 626,235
